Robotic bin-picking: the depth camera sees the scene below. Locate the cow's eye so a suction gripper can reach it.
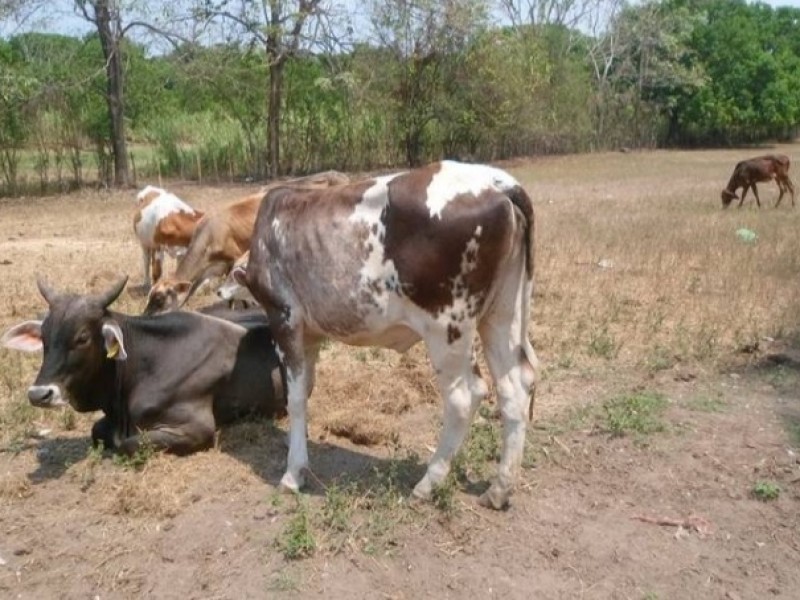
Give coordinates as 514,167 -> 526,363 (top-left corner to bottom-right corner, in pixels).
74,331 -> 91,346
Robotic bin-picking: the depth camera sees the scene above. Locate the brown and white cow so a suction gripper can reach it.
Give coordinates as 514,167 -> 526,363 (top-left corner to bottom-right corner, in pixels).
134,185 -> 205,289
245,160 -> 537,509
144,171 -> 350,315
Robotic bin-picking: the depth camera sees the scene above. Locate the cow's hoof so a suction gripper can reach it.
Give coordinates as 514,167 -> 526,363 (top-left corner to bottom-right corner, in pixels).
411,478 -> 433,502
478,484 -> 511,510
279,472 -> 302,494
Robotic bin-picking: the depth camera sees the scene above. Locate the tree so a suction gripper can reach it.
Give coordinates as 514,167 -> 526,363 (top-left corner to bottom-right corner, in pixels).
194,0 -> 333,177
74,1 -> 132,186
369,0 -> 488,166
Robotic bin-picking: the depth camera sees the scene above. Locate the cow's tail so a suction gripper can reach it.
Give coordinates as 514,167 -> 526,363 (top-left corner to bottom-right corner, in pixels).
504,183 -> 538,417
505,185 -> 535,279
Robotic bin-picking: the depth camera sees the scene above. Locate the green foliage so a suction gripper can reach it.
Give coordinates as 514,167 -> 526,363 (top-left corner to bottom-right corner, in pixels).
602,391 -> 668,437
278,496 -> 317,560
752,481 -> 780,502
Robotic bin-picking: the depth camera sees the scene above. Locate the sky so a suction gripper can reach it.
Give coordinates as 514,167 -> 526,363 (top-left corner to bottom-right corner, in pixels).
1,0 -> 799,41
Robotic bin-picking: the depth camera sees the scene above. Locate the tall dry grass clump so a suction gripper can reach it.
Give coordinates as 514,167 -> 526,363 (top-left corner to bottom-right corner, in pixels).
514,145 -> 800,372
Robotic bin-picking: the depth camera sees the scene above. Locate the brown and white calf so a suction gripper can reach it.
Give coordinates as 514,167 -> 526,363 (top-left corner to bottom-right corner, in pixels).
721,154 -> 795,208
244,161 -> 537,509
134,186 -> 204,288
143,171 -> 350,315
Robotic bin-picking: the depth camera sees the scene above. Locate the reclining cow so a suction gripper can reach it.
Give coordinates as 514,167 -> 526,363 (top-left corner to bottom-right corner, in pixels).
244,160 -> 537,509
143,170 -> 350,315
1,277 -> 286,456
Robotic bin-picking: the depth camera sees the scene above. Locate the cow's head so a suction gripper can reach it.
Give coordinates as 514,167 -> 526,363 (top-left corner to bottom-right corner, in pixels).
721,189 -> 737,207
1,277 -> 129,411
216,252 -> 252,303
143,277 -> 192,315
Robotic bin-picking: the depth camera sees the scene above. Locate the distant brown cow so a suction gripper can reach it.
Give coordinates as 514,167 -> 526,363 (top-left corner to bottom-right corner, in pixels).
143,171 -> 350,315
721,154 -> 795,208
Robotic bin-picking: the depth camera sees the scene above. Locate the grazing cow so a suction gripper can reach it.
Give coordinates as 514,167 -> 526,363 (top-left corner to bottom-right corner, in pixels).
721,154 -> 795,208
245,160 -> 537,509
1,277 -> 286,455
144,170 -> 350,315
134,185 -> 205,288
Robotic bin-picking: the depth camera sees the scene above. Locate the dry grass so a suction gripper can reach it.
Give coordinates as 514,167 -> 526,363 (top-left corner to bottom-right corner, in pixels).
512,144 -> 800,374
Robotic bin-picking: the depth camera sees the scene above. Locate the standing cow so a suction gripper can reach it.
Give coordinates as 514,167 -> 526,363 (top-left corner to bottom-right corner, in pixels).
2,277 -> 285,455
245,160 -> 537,509
134,186 -> 204,289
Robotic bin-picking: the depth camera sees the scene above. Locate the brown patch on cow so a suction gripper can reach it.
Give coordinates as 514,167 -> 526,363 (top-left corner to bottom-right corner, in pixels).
382,173 -> 516,316
152,210 -> 205,247
447,323 -> 462,344
137,189 -> 161,207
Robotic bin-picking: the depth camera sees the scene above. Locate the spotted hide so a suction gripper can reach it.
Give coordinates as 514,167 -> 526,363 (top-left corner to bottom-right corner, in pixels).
246,160 -> 537,509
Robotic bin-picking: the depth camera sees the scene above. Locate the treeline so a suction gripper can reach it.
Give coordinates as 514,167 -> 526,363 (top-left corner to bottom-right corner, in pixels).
1,0 -> 799,196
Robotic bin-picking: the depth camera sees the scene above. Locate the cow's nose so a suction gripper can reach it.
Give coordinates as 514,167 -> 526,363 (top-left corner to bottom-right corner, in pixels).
28,385 -> 54,405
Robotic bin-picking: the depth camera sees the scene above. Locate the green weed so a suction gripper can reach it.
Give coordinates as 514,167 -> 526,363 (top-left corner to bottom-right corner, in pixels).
277,496 -> 316,559
752,481 -> 780,502
602,391 -> 668,437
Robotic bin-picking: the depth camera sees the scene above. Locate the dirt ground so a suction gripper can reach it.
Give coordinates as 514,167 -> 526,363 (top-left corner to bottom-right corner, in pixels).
1,151 -> 799,599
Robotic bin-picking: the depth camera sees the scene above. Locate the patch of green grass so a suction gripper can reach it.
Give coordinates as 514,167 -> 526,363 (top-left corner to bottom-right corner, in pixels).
763,365 -> 799,392
430,472 -> 459,516
277,496 -> 316,559
780,416 -> 800,447
112,435 -> 156,470
684,393 -> 726,413
602,391 -> 668,437
644,345 -> 676,373
269,570 -> 301,592
321,481 -> 355,532
587,325 -> 620,359
752,481 -> 780,502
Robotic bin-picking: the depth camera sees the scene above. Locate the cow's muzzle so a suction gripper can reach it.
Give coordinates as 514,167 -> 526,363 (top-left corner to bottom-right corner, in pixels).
27,384 -> 67,408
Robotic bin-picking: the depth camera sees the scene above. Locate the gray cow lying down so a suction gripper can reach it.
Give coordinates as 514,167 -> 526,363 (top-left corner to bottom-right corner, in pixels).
1,276 -> 286,455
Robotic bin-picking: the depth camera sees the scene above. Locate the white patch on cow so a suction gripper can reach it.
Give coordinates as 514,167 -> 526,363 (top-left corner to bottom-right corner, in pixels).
437,225 -> 483,333
271,217 -> 286,248
426,161 -> 521,219
349,174 -> 405,314
134,187 -> 198,249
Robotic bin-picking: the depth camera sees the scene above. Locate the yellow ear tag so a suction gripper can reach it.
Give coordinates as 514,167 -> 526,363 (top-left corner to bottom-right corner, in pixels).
107,341 -> 120,359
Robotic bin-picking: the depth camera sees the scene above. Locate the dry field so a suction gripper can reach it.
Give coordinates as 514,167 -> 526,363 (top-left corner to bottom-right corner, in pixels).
1,146 -> 800,599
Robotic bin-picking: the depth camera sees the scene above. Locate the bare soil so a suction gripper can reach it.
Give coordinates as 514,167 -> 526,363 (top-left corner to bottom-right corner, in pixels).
1,151 -> 799,599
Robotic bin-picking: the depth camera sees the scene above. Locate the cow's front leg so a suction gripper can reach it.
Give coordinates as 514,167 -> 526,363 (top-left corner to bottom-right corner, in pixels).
91,416 -> 115,450
118,423 -> 215,457
120,397 -> 216,457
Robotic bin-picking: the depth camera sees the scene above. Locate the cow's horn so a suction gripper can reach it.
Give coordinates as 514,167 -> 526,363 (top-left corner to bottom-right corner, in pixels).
36,277 -> 59,305
95,276 -> 129,308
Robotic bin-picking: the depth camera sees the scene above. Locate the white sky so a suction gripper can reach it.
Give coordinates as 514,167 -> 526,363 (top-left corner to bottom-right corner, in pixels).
2,0 -> 799,40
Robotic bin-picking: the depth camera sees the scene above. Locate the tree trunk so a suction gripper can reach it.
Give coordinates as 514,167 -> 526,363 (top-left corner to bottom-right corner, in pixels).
94,1 -> 129,187
267,60 -> 284,179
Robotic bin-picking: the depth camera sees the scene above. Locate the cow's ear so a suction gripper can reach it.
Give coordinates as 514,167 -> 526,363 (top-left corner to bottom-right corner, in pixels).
101,321 -> 128,361
174,281 -> 192,295
1,320 -> 43,352
232,266 -> 247,286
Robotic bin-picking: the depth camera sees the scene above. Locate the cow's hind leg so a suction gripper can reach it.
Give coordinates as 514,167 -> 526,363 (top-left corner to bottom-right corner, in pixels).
477,258 -> 536,509
278,338 -> 320,494
412,330 -> 485,501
